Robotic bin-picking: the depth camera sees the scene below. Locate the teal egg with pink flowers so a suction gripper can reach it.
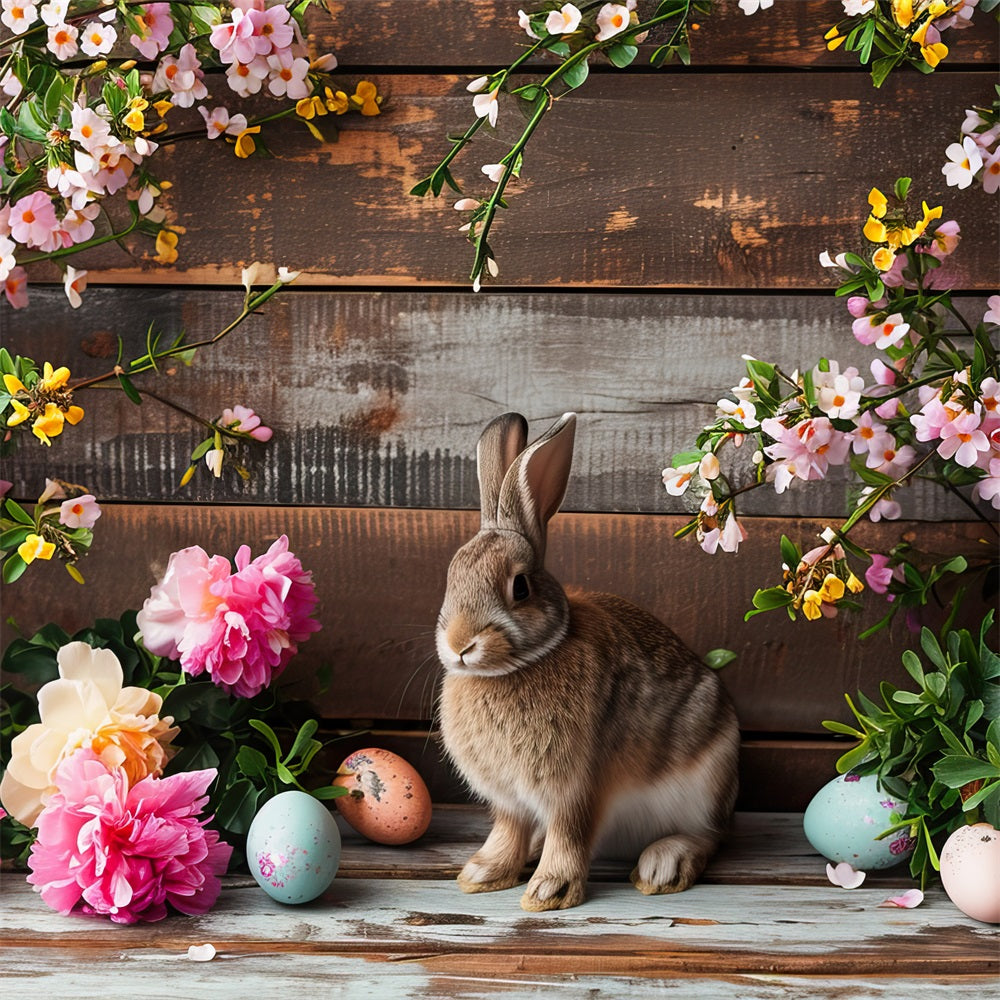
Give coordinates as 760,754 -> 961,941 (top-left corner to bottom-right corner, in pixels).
803,773 -> 915,871
246,790 -> 342,904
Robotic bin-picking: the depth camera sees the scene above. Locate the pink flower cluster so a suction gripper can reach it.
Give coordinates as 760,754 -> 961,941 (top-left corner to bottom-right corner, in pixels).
137,535 -> 321,698
944,105 -> 1000,193
27,749 -> 231,924
0,97 -> 159,310
912,375 -> 1000,507
210,0 -> 318,100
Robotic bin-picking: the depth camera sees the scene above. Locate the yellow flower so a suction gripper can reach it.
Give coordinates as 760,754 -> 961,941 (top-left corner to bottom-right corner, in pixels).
802,590 -> 823,621
867,188 -> 888,219
825,32 -> 847,52
3,373 -> 27,394
129,96 -> 149,112
0,642 -> 178,826
64,404 -> 84,425
122,108 -> 145,132
863,216 -> 887,244
818,574 -> 846,603
912,22 -> 949,67
351,80 -> 381,116
32,402 -> 65,445
7,398 -> 30,426
296,96 -> 327,120
154,229 -> 179,264
325,88 -> 349,114
40,361 -> 70,391
872,247 -> 896,271
846,572 -> 865,594
153,99 -> 173,118
234,125 -> 261,159
892,0 -> 913,28
18,533 -> 55,564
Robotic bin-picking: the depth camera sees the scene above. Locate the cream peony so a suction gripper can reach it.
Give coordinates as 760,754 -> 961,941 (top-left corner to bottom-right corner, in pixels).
0,642 -> 178,826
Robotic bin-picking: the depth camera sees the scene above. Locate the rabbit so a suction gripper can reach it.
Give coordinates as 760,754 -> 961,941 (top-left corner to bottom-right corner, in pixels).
436,411 -> 740,912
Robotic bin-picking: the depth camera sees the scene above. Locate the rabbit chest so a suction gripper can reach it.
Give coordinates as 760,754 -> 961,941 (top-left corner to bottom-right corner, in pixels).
439,662 -> 598,817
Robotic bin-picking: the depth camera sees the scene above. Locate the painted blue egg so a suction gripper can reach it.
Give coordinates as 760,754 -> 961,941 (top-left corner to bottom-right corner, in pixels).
803,773 -> 915,871
246,791 -> 342,904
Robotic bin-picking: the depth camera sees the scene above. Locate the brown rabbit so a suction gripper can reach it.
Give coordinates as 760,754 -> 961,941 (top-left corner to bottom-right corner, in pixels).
436,412 -> 740,912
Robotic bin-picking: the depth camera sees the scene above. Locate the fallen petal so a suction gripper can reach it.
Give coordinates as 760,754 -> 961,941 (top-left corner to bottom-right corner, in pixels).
879,888 -> 924,909
826,862 -> 866,889
187,943 -> 217,962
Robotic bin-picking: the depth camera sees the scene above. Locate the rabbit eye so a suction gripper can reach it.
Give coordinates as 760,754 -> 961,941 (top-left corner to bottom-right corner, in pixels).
511,573 -> 530,602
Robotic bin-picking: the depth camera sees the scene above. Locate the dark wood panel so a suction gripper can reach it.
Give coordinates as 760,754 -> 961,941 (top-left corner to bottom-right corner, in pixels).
1,288 -> 986,520
319,1 -> 998,68
2,504 -> 988,733
42,72 -> 998,290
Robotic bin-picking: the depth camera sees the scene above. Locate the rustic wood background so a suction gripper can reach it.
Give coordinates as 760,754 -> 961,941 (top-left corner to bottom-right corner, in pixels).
3,1 -> 998,809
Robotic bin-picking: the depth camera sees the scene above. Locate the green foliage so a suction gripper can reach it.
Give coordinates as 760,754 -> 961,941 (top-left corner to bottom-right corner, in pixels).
0,614 -> 344,870
823,614 -> 1000,887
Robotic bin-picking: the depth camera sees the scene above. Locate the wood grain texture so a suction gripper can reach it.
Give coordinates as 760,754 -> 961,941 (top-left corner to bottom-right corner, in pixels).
319,0 -> 999,69
2,288 -> 989,519
2,952 -> 993,1000
37,71 -> 998,290
2,504 -> 989,733
3,873 -> 996,978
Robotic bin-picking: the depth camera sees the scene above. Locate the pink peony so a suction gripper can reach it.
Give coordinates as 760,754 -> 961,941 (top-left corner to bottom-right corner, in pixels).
27,749 -> 231,923
137,545 -> 232,660
137,536 -> 320,699
181,536 -> 321,698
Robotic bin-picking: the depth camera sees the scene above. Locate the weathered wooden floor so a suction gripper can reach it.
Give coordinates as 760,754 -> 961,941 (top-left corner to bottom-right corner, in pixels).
2,809 -> 996,998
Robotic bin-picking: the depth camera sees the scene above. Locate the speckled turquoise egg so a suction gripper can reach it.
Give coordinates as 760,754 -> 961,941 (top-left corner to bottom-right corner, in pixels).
803,773 -> 915,871
246,791 -> 342,904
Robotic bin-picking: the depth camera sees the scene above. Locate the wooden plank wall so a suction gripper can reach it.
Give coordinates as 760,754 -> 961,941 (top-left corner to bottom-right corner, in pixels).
3,1 -> 998,809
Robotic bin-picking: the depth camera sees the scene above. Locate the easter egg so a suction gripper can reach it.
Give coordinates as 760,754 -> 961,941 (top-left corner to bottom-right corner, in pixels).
333,748 -> 432,845
246,790 -> 341,904
803,773 -> 915,871
939,823 -> 1000,924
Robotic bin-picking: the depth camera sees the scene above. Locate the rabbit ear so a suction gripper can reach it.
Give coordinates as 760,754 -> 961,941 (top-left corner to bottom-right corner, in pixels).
477,412 -> 529,528
497,412 -> 576,556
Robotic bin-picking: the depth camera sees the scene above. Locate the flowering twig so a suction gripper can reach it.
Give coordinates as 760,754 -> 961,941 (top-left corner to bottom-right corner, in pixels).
410,0 -> 710,290
663,178 -> 999,632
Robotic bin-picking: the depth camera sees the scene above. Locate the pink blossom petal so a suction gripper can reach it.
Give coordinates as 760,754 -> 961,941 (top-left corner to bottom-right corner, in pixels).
879,888 -> 924,909
826,862 -> 866,889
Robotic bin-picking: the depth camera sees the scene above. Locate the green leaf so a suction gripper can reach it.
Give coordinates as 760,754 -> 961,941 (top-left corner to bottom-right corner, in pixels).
3,500 -> 35,526
283,718 -> 320,765
893,177 -> 912,202
779,535 -> 800,569
311,785 -> 349,800
236,745 -> 270,779
901,649 -> 925,686
561,58 -> 589,90
0,526 -> 32,550
117,373 -> 143,405
249,719 -> 283,761
607,43 -> 638,69
703,648 -> 737,670
2,553 -> 27,583
215,779 -> 263,835
932,756 -> 1000,788
870,55 -> 897,88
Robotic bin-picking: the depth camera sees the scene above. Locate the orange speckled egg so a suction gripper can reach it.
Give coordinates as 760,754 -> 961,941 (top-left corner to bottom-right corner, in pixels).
332,748 -> 432,845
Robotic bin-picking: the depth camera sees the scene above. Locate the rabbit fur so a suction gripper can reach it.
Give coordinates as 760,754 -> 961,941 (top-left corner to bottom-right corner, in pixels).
436,412 -> 740,912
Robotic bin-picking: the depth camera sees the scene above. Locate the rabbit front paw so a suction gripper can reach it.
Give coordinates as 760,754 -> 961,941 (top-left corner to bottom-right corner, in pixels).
520,870 -> 586,911
456,855 -> 525,894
